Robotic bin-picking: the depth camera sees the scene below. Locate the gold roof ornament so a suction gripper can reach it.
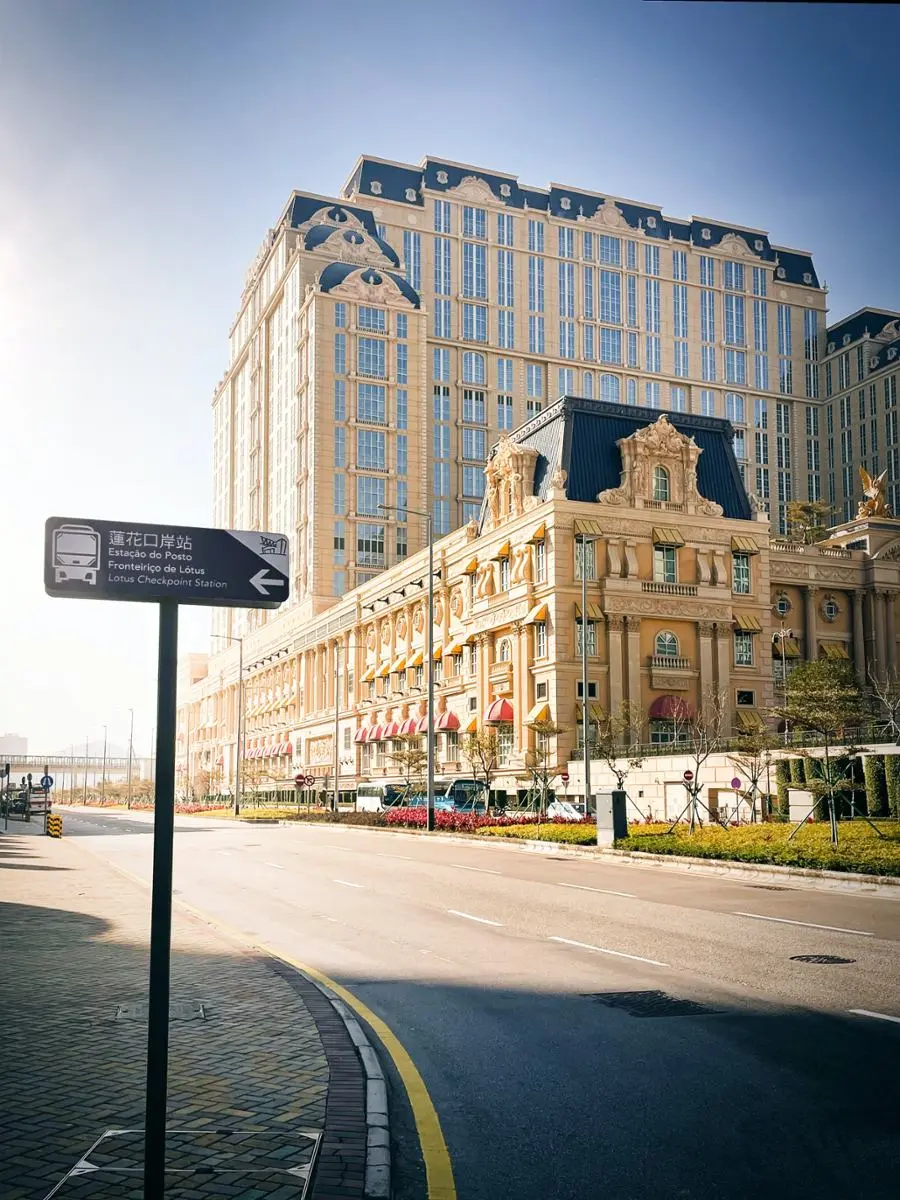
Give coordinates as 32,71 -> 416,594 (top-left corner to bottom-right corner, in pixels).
858,467 -> 893,518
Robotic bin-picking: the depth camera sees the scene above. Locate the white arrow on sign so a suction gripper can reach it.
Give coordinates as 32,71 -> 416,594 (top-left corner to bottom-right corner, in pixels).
250,569 -> 286,596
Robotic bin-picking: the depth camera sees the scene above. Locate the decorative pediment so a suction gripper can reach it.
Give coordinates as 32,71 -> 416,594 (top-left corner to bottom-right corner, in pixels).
295,204 -> 368,237
446,175 -> 497,206
718,232 -> 759,259
874,319 -> 900,344
484,436 -> 541,531
327,268 -> 416,308
597,414 -> 723,516
308,225 -> 394,267
577,196 -> 631,231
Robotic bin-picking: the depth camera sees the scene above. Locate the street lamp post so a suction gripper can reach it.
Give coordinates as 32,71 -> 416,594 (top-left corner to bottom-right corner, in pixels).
82,735 -> 89,804
210,633 -> 244,817
100,725 -> 108,803
126,708 -> 134,810
380,504 -> 435,831
333,640 -> 341,813
775,623 -> 792,746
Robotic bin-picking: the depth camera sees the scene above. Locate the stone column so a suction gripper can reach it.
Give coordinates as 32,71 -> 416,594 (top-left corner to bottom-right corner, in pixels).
874,590 -> 888,679
887,593 -> 897,676
512,622 -> 527,753
804,585 -> 818,661
714,622 -> 732,729
606,616 -> 624,719
852,591 -> 866,685
697,621 -> 715,719
343,631 -> 352,707
625,617 -> 642,741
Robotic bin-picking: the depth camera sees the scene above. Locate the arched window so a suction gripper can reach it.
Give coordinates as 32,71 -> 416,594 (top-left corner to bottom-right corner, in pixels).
655,631 -> 678,658
463,351 -> 486,385
600,374 -> 620,403
583,371 -> 594,399
497,637 -> 512,662
626,378 -> 637,406
652,464 -> 670,501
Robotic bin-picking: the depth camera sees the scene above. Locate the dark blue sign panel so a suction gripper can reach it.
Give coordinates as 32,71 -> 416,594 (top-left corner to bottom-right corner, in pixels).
44,517 -> 290,609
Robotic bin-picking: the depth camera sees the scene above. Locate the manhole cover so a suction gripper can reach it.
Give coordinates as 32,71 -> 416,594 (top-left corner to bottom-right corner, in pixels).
790,954 -> 856,965
582,990 -> 718,1017
116,1001 -> 207,1021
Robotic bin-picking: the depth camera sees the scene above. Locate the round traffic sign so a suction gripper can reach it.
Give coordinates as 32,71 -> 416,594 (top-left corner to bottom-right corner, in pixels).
683,770 -> 694,782
560,772 -> 570,785
295,774 -> 305,785
731,777 -> 742,791
41,775 -> 54,789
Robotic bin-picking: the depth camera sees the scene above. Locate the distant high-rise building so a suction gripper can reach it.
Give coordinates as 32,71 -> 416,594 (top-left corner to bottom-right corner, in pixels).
210,154 -> 829,650
0,733 -> 28,758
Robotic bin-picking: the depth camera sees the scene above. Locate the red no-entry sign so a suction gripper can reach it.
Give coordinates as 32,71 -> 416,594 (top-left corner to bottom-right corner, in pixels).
683,770 -> 694,782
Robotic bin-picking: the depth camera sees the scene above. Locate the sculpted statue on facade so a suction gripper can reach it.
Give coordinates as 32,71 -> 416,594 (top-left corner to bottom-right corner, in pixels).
858,467 -> 893,518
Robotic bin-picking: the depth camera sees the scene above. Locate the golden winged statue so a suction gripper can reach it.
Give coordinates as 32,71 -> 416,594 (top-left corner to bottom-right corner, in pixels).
858,466 -> 893,518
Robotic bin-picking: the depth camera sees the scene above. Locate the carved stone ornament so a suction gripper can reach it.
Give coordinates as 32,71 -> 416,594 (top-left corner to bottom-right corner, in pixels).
549,466 -> 568,492
475,562 -> 496,600
446,175 -> 497,206
380,620 -> 391,646
450,588 -> 464,618
878,542 -> 900,562
365,627 -> 377,651
484,436 -> 541,531
606,614 -> 625,632
434,598 -> 445,625
328,267 -> 415,309
313,226 -> 394,268
596,413 -> 723,516
395,614 -> 408,639
413,605 -> 425,634
295,204 -> 368,238
510,545 -> 533,585
718,231 -> 759,259
578,196 -> 630,231
875,319 -> 900,344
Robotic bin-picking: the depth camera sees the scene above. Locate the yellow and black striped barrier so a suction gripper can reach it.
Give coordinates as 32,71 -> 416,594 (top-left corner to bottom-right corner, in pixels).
46,813 -> 63,838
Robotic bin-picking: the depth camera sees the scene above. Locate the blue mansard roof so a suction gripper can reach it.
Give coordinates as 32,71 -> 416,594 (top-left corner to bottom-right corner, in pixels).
489,397 -> 751,522
317,263 -> 421,308
825,308 -> 900,351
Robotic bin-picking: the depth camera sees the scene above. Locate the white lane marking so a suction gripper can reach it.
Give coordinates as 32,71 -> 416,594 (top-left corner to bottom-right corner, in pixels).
374,852 -> 416,861
558,882 -> 635,898
218,852 -> 232,857
451,863 -> 501,875
334,879 -> 364,888
849,1009 -> 900,1025
447,909 -> 503,926
264,862 -> 285,870
420,949 -> 455,964
549,935 -> 669,968
732,911 -> 873,937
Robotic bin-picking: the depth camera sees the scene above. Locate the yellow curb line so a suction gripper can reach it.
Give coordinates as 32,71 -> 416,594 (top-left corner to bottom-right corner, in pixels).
67,841 -> 457,1200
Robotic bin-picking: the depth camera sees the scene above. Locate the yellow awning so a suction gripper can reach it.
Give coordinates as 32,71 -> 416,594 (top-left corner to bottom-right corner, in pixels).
376,661 -> 392,678
574,519 -> 603,536
390,655 -> 407,673
652,527 -> 684,547
462,557 -> 478,575
731,535 -> 760,554
821,642 -> 850,660
432,645 -> 443,661
444,640 -> 463,656
734,614 -> 762,632
361,666 -> 376,683
528,524 -> 546,543
736,709 -> 766,732
407,650 -> 424,668
575,702 -> 605,723
464,717 -> 478,733
525,602 -> 548,625
493,541 -> 510,560
461,632 -> 476,645
527,702 -> 550,723
773,636 -> 801,658
575,602 -> 604,620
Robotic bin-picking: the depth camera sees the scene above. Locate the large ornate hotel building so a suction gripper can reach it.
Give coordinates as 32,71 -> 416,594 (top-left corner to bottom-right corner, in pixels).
178,154 -> 900,802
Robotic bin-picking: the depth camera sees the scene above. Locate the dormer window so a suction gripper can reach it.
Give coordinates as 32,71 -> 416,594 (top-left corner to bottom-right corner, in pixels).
652,464 -> 670,502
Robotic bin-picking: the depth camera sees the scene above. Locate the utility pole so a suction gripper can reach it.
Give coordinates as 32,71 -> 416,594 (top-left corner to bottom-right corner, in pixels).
333,640 -> 341,813
100,725 -> 108,803
579,534 -> 593,816
83,735 -> 89,804
126,708 -> 134,809
211,633 -> 244,817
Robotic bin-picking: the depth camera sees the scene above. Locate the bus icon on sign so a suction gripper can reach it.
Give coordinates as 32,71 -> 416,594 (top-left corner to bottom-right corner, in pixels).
52,524 -> 101,584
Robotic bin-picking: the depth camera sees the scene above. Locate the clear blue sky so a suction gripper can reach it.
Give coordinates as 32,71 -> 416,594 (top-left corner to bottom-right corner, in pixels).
2,0 -> 897,753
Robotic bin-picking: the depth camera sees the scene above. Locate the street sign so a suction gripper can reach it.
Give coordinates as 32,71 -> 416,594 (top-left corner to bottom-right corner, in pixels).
561,772 -> 570,785
683,770 -> 694,782
44,517 -> 290,610
731,776 -> 742,791
41,775 -> 54,790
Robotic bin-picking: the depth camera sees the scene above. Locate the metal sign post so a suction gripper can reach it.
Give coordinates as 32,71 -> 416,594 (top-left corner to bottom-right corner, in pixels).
45,515 -> 289,1200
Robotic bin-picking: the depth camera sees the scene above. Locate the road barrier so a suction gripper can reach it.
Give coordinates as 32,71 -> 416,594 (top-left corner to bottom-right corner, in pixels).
46,813 -> 63,838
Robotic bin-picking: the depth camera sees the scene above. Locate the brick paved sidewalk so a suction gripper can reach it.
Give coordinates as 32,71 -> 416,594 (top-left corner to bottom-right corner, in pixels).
0,825 -> 369,1199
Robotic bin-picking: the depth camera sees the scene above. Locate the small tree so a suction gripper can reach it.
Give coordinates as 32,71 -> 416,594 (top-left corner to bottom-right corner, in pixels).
867,666 -> 900,740
667,688 -> 731,833
592,702 -> 646,816
387,736 -> 427,798
524,719 -> 568,815
786,499 -> 833,545
462,728 -> 499,807
770,659 -> 878,845
728,727 -> 780,822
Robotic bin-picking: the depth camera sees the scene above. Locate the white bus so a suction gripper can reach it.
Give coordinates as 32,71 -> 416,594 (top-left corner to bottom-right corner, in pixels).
53,524 -> 101,584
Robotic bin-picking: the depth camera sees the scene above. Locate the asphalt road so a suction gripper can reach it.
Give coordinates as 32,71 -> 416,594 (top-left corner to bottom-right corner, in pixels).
58,809 -> 900,1199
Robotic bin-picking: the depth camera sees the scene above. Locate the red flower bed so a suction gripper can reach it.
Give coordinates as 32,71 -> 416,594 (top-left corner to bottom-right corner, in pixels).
384,808 -> 590,833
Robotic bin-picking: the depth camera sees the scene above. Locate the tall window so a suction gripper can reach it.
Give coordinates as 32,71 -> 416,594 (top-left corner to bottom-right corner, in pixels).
463,351 -> 486,384
559,261 -> 575,317
358,384 -> 386,423
583,266 -> 595,319
356,474 -> 386,516
497,395 -> 513,430
600,270 -> 621,324
582,231 -> 594,261
535,621 -> 548,658
599,235 -> 621,265
672,250 -> 688,281
463,205 -> 486,239
601,328 -> 622,364
497,212 -> 514,246
528,315 -> 545,354
673,284 -> 688,338
462,304 -> 487,342
752,266 -> 767,297
534,541 -> 546,583
528,219 -> 544,252
575,619 -> 597,656
600,374 -> 620,403
732,552 -> 751,595
652,464 -> 670,501
655,631 -> 678,658
434,236 -> 452,295
528,256 -> 545,312
734,630 -> 754,666
724,294 -> 745,345
575,538 -> 596,580
463,242 -> 487,298
626,275 -> 638,327
645,278 -> 660,332
403,231 -> 421,291
357,429 -> 386,470
724,261 -> 745,291
670,385 -> 687,412
462,389 -> 486,422
559,321 -> 576,359
497,248 -> 514,306
558,226 -> 574,259
358,339 -> 386,378
644,245 -> 660,276
653,545 -> 676,583
699,256 -> 715,286
646,335 -> 661,373
527,364 -> 543,398
434,199 -> 451,233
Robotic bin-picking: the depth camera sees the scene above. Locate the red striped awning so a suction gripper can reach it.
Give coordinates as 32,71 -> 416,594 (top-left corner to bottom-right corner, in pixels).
382,720 -> 401,739
399,718 -> 419,736
648,695 -> 694,720
484,698 -> 514,724
354,727 -> 369,744
436,711 -> 460,731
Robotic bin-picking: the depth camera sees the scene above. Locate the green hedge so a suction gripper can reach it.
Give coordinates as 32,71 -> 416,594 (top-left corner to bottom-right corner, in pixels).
864,756 -> 887,818
774,761 -> 792,819
886,755 -> 900,820
478,823 -> 597,845
619,821 -> 900,876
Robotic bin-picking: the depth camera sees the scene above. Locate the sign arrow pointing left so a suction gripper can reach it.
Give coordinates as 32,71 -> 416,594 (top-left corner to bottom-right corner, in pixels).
250,568 -> 287,596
